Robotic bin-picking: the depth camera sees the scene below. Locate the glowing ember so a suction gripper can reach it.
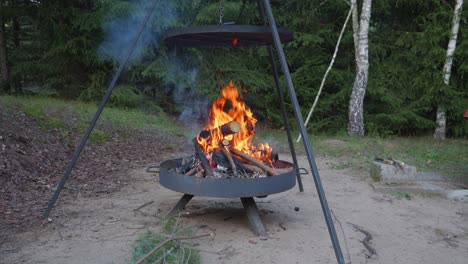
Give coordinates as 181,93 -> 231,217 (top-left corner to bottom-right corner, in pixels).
197,81 -> 273,164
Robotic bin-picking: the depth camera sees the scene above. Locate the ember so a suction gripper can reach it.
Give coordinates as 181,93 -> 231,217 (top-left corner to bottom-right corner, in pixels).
172,81 -> 289,179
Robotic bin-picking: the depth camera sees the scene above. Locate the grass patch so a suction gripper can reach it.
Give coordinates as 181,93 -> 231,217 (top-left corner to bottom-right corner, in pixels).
1,95 -> 186,138
129,218 -> 202,264
310,135 -> 468,181
391,191 -> 413,200
249,128 -> 467,182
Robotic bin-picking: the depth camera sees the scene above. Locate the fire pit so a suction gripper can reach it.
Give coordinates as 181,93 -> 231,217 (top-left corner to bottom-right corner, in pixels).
159,81 -> 296,235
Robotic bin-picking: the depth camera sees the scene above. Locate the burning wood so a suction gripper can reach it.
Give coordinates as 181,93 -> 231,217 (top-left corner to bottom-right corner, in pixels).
169,81 -> 292,179
219,142 -> 237,177
228,147 -> 278,176
192,138 -> 213,177
197,121 -> 241,140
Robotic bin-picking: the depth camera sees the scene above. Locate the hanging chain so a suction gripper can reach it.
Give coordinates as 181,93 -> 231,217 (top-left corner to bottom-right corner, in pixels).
219,0 -> 225,25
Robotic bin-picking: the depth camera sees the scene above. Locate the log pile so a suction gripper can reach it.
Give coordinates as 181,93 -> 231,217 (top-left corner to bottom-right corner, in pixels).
169,121 -> 291,179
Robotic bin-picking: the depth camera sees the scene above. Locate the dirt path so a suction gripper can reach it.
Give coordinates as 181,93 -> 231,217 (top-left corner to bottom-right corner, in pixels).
1,155 -> 467,264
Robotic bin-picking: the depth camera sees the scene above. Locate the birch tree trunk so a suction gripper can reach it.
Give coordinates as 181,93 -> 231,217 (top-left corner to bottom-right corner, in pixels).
0,0 -> 9,92
348,0 -> 372,136
433,0 -> 464,140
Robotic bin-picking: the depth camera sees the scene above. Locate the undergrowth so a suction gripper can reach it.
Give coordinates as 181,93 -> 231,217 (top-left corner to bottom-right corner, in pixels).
0,96 -> 186,142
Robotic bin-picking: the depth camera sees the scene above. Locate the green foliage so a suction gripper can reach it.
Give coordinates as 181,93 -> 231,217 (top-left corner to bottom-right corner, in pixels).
3,0 -> 467,137
108,85 -> 143,109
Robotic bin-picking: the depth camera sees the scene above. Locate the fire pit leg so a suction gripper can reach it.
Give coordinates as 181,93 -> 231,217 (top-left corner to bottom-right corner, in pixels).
241,197 -> 267,236
167,194 -> 194,216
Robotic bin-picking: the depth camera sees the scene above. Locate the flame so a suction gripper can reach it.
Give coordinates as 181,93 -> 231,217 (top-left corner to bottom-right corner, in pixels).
197,81 -> 273,164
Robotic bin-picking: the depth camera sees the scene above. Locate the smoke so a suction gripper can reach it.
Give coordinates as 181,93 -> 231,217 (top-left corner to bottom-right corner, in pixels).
98,0 -> 179,62
99,0 -> 210,133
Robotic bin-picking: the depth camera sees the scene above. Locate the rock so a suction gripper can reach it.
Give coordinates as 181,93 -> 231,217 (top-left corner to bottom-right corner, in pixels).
446,190 -> 468,202
370,161 -> 417,183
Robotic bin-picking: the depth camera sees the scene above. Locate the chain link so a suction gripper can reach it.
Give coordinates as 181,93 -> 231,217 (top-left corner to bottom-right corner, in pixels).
219,0 -> 225,25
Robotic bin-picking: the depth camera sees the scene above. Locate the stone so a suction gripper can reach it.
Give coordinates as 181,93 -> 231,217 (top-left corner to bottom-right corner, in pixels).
446,190 -> 468,202
370,161 -> 417,183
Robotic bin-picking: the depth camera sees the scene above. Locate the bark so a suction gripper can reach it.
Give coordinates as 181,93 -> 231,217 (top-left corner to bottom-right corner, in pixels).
434,0 -> 464,140
228,147 -> 278,176
348,0 -> 372,136
198,121 -> 240,140
193,138 -> 213,177
0,0 -> 10,92
351,0 -> 359,60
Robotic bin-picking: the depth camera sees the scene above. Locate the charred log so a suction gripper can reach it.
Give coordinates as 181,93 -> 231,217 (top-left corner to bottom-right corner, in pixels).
228,147 -> 278,176
192,138 -> 213,177
219,142 -> 237,177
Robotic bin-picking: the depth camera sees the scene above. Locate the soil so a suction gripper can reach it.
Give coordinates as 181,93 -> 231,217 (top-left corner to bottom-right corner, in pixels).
1,107 -> 467,264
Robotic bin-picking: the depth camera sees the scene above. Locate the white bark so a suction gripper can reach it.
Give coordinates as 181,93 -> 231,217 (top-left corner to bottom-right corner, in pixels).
351,0 -> 359,62
434,0 -> 464,140
296,3 -> 353,143
348,0 -> 372,136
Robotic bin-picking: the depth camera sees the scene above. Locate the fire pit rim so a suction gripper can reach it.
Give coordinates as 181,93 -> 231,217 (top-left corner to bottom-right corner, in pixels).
159,158 -> 296,198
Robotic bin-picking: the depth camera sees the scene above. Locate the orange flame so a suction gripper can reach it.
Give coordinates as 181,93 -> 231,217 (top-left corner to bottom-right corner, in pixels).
197,81 -> 273,164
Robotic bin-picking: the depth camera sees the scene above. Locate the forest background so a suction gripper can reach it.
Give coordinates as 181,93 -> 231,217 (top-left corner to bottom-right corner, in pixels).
0,0 -> 467,138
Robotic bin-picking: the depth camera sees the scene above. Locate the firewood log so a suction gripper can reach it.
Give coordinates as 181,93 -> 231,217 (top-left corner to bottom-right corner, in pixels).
228,147 -> 278,176
192,138 -> 213,177
198,121 -> 241,140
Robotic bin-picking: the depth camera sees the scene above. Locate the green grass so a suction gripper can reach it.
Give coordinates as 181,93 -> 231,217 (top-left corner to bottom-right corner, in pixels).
129,218 -> 202,264
249,128 -> 467,182
311,135 -> 468,181
0,95 -> 186,139
391,191 -> 413,200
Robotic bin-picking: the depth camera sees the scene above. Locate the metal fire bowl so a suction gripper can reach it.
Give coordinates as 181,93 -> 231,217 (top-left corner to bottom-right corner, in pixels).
163,25 -> 294,48
159,158 -> 296,198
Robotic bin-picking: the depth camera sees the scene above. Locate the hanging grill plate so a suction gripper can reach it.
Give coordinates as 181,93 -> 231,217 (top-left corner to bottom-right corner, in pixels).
163,25 -> 294,48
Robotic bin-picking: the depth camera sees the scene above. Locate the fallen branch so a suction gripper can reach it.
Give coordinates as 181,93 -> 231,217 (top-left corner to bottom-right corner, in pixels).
133,201 -> 154,212
134,233 -> 211,264
228,147 -> 277,176
348,222 -> 377,257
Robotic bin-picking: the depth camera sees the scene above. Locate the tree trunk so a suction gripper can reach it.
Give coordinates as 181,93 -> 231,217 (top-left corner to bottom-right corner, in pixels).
348,0 -> 372,136
0,0 -> 10,92
12,0 -> 20,48
351,0 -> 359,60
433,0 -> 463,140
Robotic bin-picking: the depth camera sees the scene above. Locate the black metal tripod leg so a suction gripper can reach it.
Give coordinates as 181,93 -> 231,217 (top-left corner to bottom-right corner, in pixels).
240,197 -> 267,236
261,0 -> 344,263
167,194 -> 194,216
257,0 -> 304,193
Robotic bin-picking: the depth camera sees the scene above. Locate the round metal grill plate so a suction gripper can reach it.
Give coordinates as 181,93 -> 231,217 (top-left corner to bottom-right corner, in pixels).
163,25 -> 294,48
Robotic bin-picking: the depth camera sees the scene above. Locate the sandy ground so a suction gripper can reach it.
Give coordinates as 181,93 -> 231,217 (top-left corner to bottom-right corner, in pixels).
1,154 -> 467,264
